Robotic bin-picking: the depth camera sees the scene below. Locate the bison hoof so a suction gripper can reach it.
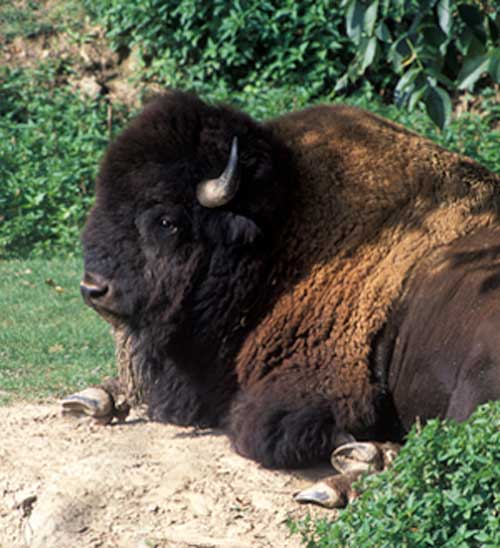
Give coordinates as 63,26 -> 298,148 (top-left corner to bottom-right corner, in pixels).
294,481 -> 347,509
61,387 -> 114,425
330,441 -> 383,474
295,471 -> 364,509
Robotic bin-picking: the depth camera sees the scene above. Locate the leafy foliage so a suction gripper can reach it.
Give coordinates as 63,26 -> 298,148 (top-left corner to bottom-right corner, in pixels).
85,0 -> 499,127
0,62 -> 127,258
292,401 -> 500,547
83,0 -> 354,101
341,0 -> 500,127
0,0 -> 89,43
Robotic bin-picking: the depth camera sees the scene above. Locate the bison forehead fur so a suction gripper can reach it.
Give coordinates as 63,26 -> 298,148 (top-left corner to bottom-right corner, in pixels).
81,90 -> 500,468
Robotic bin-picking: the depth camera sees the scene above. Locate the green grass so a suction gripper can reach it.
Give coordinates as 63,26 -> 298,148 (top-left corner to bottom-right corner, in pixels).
0,0 -> 54,42
0,0 -> 87,43
0,256 -> 114,404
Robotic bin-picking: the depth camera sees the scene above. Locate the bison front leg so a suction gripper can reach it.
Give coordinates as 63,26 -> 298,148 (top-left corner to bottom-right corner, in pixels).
295,441 -> 400,508
228,367 -> 380,469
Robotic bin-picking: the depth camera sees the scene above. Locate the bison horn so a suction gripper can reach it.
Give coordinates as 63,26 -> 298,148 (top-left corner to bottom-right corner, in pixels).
196,137 -> 239,208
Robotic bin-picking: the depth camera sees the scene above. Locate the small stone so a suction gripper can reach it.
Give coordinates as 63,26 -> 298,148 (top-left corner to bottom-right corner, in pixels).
185,492 -> 211,516
13,489 -> 37,516
69,76 -> 103,100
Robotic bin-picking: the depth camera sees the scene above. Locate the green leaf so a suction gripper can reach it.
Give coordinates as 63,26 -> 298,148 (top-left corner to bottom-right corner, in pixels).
489,49 -> 500,83
457,54 -> 489,90
437,0 -> 451,35
456,28 -> 473,56
345,0 -> 366,45
408,83 -> 426,111
363,0 -> 379,36
388,34 -> 412,70
394,67 -> 421,95
425,66 -> 454,88
458,4 -> 483,28
333,72 -> 349,92
375,21 -> 391,42
422,25 -> 447,50
424,85 -> 451,128
359,36 -> 378,73
489,14 -> 500,42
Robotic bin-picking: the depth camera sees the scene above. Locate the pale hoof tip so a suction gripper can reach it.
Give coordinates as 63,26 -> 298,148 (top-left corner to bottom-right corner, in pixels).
331,441 -> 382,474
60,387 -> 113,422
294,482 -> 345,509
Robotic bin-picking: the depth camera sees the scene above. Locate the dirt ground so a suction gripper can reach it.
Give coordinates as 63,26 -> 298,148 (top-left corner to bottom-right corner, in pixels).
0,402 -> 334,548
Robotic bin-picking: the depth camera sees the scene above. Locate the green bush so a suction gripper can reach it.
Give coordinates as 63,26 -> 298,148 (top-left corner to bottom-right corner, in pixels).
83,0 -> 354,100
0,0 -> 87,43
84,0 -> 500,127
0,62 -> 127,258
0,0 -> 54,43
292,401 -> 500,547
340,0 -> 500,127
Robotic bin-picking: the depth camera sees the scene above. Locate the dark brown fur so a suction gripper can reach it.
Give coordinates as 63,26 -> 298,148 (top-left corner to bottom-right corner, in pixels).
388,227 -> 500,428
227,105 -> 500,465
81,91 -> 500,468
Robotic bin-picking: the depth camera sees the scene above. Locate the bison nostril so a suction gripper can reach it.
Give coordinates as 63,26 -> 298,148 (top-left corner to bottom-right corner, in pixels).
80,280 -> 109,301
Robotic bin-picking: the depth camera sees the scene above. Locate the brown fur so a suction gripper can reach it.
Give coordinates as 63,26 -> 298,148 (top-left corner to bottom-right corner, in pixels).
388,227 -> 500,428
232,105 -> 499,434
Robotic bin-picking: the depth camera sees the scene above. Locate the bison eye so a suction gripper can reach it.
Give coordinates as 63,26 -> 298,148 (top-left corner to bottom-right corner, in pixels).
159,217 -> 178,235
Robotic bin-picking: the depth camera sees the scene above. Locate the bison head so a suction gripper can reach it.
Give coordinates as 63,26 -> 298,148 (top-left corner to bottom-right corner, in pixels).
80,91 -> 289,422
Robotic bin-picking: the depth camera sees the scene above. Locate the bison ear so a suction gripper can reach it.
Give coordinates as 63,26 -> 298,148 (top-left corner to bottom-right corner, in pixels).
224,213 -> 261,246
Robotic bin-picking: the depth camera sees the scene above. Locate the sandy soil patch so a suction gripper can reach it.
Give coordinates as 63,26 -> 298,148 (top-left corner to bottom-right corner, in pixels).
0,403 -> 333,548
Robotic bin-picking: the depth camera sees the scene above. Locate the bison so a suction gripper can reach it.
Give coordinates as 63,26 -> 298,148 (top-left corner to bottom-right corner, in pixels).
63,91 -> 500,507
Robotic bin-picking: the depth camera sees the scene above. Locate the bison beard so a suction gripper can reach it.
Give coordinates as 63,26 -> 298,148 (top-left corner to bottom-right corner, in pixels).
73,90 -> 500,477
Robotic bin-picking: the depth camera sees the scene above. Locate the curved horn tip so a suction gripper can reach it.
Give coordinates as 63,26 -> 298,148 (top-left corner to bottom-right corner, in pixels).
230,136 -> 238,157
196,135 -> 240,208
